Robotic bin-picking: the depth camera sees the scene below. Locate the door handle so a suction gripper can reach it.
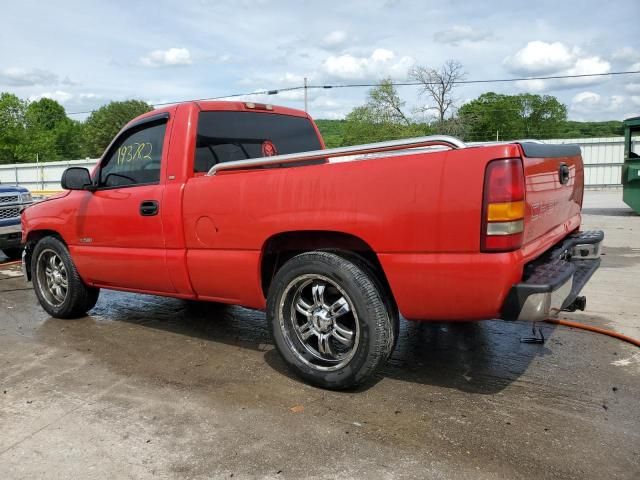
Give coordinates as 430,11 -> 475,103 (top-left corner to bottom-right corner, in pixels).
558,163 -> 570,185
140,200 -> 159,216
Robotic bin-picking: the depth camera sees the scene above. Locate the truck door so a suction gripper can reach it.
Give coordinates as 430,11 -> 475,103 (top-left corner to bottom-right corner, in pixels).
71,113 -> 176,293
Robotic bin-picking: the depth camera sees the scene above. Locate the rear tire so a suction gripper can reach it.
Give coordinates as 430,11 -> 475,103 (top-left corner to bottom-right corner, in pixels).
267,251 -> 397,390
31,236 -> 100,319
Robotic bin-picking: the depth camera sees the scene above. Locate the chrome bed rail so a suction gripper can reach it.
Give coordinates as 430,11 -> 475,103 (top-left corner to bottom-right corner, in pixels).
207,135 -> 467,175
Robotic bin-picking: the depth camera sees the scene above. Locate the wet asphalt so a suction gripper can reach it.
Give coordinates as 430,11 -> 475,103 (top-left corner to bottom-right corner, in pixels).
0,189 -> 638,479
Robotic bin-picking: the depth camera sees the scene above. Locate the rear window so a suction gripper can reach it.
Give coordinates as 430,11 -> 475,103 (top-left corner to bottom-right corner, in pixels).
194,111 -> 322,173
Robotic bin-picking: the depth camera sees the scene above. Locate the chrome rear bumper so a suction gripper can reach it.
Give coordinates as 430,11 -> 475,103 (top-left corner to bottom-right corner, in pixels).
502,230 -> 604,322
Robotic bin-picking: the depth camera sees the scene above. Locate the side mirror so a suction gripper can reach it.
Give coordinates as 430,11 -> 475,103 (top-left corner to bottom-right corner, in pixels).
61,167 -> 93,191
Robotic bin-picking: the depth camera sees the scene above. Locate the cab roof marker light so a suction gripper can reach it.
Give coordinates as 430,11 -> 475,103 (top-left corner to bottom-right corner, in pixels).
245,102 -> 273,111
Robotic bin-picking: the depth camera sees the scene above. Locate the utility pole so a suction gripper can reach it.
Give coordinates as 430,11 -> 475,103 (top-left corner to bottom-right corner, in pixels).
304,77 -> 308,113
496,130 -> 499,141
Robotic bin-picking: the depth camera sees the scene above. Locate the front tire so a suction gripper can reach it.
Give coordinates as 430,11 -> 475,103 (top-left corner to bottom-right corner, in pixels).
267,251 -> 396,390
31,236 -> 100,318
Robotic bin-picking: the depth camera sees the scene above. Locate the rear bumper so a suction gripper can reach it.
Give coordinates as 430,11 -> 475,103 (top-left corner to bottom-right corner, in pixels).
501,230 -> 604,321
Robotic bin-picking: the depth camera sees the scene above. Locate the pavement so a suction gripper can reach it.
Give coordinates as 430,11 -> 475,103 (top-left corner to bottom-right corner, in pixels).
0,189 -> 638,480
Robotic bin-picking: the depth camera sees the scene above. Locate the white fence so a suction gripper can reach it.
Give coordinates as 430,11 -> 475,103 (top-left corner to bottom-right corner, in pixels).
0,136 -> 634,190
0,158 -> 98,191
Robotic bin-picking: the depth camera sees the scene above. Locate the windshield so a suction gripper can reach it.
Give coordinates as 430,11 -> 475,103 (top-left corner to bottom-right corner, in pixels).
194,111 -> 322,172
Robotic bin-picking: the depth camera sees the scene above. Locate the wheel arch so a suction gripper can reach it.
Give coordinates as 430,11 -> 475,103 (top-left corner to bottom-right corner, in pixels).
260,230 -> 395,307
23,229 -> 66,281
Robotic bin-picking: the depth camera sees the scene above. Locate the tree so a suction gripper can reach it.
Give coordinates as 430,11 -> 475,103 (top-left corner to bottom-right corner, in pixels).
25,98 -> 67,131
342,80 -> 429,146
366,79 -> 411,126
458,92 -> 567,141
410,60 -> 465,124
518,93 -> 567,138
84,100 -> 153,157
18,98 -> 83,162
314,119 -> 346,148
53,119 -> 85,159
0,93 -> 27,164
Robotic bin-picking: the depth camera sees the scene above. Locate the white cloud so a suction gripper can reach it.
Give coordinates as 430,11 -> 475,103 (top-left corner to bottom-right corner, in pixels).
506,41 -> 611,91
504,41 -> 575,75
322,30 -> 347,48
572,91 -> 600,105
140,48 -> 192,67
0,67 -> 62,86
433,25 -> 491,46
570,91 -> 624,116
565,56 -> 610,79
322,48 -> 414,80
29,90 -> 74,103
27,91 -> 104,112
631,96 -> 640,107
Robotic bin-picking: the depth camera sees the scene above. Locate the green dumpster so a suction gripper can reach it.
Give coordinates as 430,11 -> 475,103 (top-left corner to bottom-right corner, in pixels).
622,116 -> 640,214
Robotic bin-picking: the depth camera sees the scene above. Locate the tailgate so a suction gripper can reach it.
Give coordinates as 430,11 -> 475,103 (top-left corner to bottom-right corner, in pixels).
520,143 -> 584,247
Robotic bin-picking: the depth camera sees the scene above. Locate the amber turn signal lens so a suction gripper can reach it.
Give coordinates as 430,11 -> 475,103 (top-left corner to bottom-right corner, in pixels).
487,200 -> 525,222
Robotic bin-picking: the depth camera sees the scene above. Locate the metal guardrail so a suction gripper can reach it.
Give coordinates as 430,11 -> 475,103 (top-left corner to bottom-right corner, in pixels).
0,158 -> 98,191
207,135 -> 466,175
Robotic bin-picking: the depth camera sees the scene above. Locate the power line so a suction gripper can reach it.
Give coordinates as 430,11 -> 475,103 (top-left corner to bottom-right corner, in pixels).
308,70 -> 640,89
65,70 -> 640,117
65,86 -> 302,116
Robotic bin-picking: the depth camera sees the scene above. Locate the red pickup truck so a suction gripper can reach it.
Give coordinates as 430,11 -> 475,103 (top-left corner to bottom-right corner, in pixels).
21,101 -> 603,389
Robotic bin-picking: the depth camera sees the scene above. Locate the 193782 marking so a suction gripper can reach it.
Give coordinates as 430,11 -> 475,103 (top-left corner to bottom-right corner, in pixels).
116,142 -> 153,165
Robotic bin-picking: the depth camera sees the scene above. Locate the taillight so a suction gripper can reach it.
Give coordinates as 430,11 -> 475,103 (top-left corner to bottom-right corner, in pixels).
481,158 -> 525,252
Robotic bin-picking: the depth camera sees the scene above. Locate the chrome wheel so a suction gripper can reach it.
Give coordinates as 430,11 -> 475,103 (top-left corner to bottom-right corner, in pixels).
36,249 -> 68,307
279,274 -> 360,371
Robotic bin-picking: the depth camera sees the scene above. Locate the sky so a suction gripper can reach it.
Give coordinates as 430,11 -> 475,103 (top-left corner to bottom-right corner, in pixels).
1,0 -> 639,123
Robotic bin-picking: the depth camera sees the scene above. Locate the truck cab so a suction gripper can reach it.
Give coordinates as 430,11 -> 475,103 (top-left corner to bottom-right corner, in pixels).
0,183 -> 33,259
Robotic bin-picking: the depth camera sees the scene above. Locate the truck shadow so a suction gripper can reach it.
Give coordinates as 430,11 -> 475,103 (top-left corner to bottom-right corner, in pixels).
262,317 -> 556,394
377,319 -> 556,393
31,289 -> 556,395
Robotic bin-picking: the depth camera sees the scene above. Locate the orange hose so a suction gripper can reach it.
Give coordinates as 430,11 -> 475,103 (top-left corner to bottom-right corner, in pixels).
544,318 -> 640,348
0,260 -> 22,267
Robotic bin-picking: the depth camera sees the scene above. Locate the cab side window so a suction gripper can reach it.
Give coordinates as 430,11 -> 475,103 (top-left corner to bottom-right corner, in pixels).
99,120 -> 167,188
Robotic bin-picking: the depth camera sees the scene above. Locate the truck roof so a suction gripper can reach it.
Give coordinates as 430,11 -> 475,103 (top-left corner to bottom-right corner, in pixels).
130,100 -> 310,127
